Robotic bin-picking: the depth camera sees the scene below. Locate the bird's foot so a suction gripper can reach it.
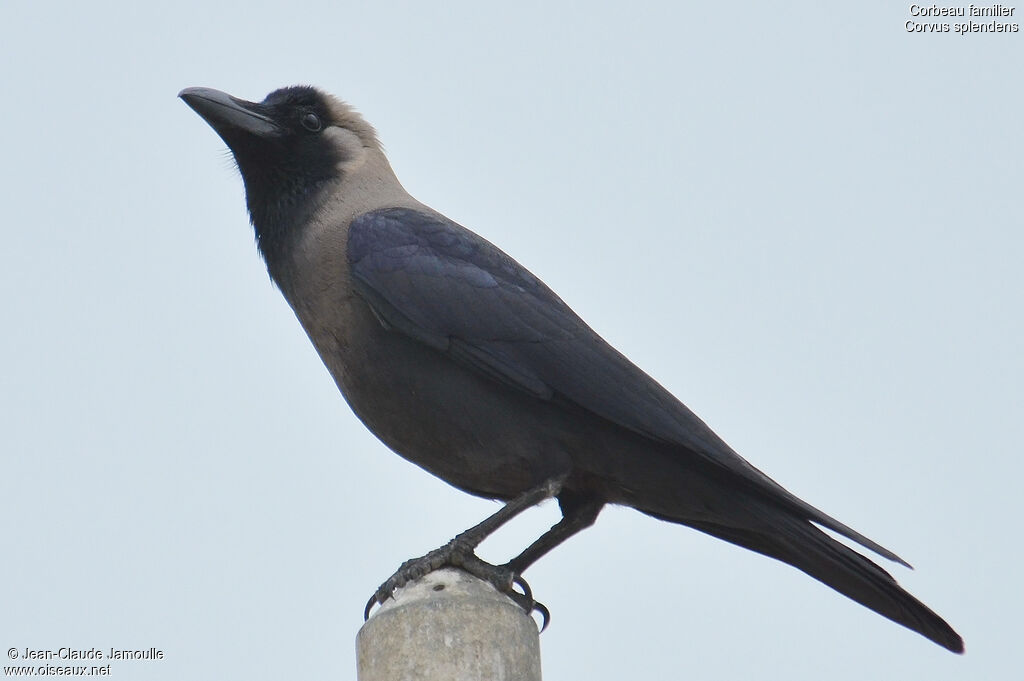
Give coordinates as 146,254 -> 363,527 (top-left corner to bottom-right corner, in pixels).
363,537 -> 550,630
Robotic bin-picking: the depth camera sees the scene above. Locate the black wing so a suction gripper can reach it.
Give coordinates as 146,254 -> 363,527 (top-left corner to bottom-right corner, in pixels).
347,207 -> 904,564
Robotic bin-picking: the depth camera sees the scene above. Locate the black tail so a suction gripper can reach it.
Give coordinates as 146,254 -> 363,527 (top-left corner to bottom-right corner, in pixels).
680,510 -> 963,653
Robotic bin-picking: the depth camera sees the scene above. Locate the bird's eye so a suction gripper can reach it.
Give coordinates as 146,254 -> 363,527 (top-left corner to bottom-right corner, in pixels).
301,112 -> 322,132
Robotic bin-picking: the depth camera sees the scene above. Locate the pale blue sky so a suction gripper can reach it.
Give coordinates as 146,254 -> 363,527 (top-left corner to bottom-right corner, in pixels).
2,2 -> 1020,679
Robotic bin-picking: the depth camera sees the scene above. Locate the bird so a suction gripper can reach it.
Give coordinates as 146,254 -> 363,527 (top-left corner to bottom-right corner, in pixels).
179,85 -> 963,653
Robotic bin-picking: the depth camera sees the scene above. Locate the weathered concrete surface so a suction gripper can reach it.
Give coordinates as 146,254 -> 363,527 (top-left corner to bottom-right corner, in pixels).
356,568 -> 542,681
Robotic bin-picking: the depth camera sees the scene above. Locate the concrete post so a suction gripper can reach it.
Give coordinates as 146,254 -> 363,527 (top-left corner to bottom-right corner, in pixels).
356,567 -> 542,681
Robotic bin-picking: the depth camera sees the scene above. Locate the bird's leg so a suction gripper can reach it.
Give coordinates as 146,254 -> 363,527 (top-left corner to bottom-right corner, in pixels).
504,496 -> 604,574
365,475 -> 566,620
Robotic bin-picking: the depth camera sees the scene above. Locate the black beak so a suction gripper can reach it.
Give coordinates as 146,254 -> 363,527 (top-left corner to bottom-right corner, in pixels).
179,87 -> 280,139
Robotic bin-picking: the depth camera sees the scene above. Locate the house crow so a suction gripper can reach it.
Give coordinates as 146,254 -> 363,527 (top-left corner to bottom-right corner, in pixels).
179,85 -> 963,653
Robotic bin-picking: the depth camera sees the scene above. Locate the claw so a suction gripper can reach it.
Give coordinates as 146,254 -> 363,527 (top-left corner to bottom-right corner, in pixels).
503,573 -> 551,632
532,600 -> 551,633
364,593 -> 378,621
511,574 -> 533,603
362,538 -> 553,631
364,569 -> 551,632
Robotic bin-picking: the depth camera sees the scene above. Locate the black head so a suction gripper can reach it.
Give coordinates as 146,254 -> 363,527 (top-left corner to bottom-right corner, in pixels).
179,85 -> 377,267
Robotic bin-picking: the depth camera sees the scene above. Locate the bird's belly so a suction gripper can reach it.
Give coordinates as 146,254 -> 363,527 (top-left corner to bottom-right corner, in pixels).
303,298 -> 574,500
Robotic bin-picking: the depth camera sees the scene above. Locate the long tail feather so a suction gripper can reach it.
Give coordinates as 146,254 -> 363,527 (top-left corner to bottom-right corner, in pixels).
685,512 -> 963,653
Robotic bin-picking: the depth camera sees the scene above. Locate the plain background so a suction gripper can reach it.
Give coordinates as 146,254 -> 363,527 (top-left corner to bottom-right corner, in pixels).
2,2 -> 1020,679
